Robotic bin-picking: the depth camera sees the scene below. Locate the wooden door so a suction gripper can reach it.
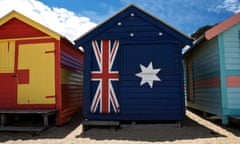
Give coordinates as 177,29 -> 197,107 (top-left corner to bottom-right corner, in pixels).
17,43 -> 56,104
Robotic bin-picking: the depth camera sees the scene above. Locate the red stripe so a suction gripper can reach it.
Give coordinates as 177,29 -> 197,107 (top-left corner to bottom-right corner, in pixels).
8,42 -> 10,52
227,76 -> 240,87
194,77 -> 220,88
102,40 -> 109,113
45,50 -> 55,54
91,87 -> 101,112
45,95 -> 55,99
110,40 -> 119,66
93,40 -> 101,65
110,88 -> 119,113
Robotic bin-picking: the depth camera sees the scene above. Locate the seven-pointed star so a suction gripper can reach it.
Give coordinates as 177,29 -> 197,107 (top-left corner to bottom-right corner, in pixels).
135,61 -> 161,88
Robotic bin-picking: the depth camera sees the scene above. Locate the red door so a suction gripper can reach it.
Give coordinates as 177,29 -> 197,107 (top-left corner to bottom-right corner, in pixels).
0,41 -> 17,109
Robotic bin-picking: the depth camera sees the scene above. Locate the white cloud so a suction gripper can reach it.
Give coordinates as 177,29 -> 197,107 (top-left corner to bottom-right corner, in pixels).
217,0 -> 240,13
0,0 -> 97,42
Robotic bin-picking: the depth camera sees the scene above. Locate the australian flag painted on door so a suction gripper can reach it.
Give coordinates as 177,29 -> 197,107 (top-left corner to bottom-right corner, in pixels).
75,4 -> 192,121
90,40 -> 120,113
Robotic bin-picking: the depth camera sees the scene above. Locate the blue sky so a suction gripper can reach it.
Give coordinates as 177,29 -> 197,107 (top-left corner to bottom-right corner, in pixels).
0,0 -> 239,41
39,0 -> 239,34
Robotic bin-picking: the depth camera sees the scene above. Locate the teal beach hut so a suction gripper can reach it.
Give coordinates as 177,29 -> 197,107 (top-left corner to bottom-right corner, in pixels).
184,13 -> 240,125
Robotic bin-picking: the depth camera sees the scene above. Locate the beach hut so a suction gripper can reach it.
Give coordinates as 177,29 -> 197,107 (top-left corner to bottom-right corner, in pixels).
0,11 -> 83,128
183,13 -> 240,125
75,5 -> 192,124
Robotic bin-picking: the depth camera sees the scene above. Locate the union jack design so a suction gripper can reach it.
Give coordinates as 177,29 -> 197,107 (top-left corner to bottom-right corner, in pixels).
91,40 -> 120,113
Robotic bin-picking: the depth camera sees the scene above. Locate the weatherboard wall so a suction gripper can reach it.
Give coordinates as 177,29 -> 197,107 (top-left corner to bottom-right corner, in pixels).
58,38 -> 83,125
222,23 -> 240,115
185,37 -> 222,115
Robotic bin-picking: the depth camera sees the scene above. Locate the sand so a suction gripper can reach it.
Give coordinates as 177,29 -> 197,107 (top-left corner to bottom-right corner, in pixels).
0,110 -> 240,144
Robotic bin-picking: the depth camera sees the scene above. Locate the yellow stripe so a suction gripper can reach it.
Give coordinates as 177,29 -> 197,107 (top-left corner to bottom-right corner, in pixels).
0,36 -> 53,42
0,40 -> 15,73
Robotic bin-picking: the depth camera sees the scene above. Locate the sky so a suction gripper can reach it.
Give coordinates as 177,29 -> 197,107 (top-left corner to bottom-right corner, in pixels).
0,0 -> 239,42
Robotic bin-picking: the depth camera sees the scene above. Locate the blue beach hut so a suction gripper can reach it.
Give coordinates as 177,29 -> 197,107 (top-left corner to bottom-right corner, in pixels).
75,5 -> 192,123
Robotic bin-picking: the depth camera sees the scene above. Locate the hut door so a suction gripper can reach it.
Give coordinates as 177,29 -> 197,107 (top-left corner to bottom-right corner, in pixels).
17,43 -> 56,104
186,56 -> 194,101
0,41 -> 17,108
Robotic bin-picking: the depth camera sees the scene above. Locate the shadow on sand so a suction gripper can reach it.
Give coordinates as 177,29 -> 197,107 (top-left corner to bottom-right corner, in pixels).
1,110 -> 240,143
77,115 -> 227,142
0,112 -> 83,142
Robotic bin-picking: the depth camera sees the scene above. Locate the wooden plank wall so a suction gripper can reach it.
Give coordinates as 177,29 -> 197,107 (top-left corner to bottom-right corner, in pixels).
58,40 -> 83,125
188,37 -> 222,115
223,23 -> 240,110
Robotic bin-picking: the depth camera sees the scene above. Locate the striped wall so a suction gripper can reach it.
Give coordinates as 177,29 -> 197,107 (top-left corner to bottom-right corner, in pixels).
58,41 -> 83,125
188,37 -> 222,115
222,23 -> 240,111
185,22 -> 240,124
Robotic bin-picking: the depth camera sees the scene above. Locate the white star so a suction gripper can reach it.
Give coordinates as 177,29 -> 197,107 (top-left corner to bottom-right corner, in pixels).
135,62 -> 161,88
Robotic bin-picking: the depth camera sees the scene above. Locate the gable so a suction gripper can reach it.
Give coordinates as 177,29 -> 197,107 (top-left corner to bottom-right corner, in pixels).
185,13 -> 240,56
222,22 -> 240,36
74,5 -> 192,48
0,18 -> 48,39
95,12 -> 176,43
0,11 -> 60,40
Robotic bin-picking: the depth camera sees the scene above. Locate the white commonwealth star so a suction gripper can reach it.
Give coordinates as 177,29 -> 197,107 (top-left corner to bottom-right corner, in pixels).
135,61 -> 161,88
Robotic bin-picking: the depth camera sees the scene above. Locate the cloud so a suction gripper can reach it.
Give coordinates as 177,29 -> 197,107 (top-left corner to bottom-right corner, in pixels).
0,0 -> 97,42
216,0 -> 240,13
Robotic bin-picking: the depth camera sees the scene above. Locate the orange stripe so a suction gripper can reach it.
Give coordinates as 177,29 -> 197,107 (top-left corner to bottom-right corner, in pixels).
227,76 -> 240,87
194,77 -> 220,88
55,40 -> 62,110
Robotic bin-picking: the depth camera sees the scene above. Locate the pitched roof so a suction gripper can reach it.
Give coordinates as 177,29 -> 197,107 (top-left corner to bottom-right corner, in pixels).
205,12 -> 240,40
0,10 -> 61,40
183,12 -> 240,55
74,4 -> 193,48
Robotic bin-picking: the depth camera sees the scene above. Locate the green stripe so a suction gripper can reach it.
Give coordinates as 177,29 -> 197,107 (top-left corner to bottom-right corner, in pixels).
193,71 -> 220,80
226,70 -> 240,76
223,109 -> 240,115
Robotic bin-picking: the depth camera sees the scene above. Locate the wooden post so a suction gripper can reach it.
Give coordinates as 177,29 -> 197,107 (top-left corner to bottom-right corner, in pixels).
43,114 -> 49,127
1,114 -> 6,126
